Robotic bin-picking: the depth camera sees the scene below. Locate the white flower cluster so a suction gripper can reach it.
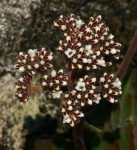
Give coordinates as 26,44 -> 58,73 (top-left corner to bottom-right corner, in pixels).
42,69 -> 68,99
61,76 -> 102,126
16,74 -> 32,104
100,73 -> 122,103
15,14 -> 122,128
62,106 -> 84,127
14,48 -> 53,75
54,14 -> 121,70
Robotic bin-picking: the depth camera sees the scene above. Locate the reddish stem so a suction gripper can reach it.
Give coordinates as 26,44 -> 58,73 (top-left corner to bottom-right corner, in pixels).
68,66 -> 86,150
117,31 -> 137,81
73,119 -> 86,150
30,86 -> 42,92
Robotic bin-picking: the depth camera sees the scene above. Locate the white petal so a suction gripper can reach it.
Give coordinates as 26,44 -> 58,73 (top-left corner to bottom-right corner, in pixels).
19,66 -> 25,72
28,49 -> 37,57
51,70 -> 56,77
88,99 -> 92,105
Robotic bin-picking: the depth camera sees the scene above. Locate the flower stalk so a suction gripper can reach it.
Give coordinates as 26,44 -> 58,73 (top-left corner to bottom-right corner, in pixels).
73,119 -> 86,150
117,31 -> 137,81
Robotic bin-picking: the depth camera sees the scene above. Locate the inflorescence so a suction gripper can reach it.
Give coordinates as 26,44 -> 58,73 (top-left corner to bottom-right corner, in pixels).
15,14 -> 122,127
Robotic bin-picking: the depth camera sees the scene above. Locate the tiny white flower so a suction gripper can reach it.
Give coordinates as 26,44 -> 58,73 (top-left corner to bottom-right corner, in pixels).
16,85 -> 19,89
86,27 -> 91,33
77,64 -> 82,69
78,112 -> 84,117
85,45 -> 93,55
52,90 -> 62,99
59,69 -> 63,73
48,55 -> 53,60
65,48 -> 76,58
93,94 -> 101,104
42,82 -> 47,86
100,77 -> 105,82
68,106 -> 73,111
27,65 -> 32,70
67,100 -> 72,105
19,77 -> 24,82
77,94 -> 81,99
105,42 -> 109,46
71,90 -> 76,95
113,78 -> 121,89
110,48 -> 117,54
61,25 -> 67,31
62,81 -> 67,86
87,59 -> 92,64
92,65 -> 97,69
109,34 -> 114,39
75,19 -> 84,28
92,78 -> 96,82
22,59 -> 26,63
63,114 -> 71,123
61,108 -> 65,113
88,99 -> 93,105
51,70 -> 56,77
22,86 -> 26,89
44,75 -> 48,79
54,21 -> 59,27
77,42 -> 82,47
34,64 -> 39,68
75,110 -> 80,114
89,90 -> 94,94
109,98 -> 115,103
103,94 -> 108,98
50,82 -> 53,86
109,89 -> 113,94
19,66 -> 25,72
40,60 -> 45,65
19,52 -> 24,56
81,102 -> 85,106
72,58 -> 77,63
85,94 -> 88,98
94,26 -> 100,32
66,36 -> 71,41
70,121 -> 75,127
18,93 -> 22,97
82,58 -> 88,63
104,84 -> 109,88
55,80 -> 59,84
28,49 -> 37,57
93,39 -> 98,43
75,80 -> 86,92
97,59 -> 106,67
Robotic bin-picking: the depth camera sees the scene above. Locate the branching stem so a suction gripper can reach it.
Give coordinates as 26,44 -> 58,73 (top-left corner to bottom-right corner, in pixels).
73,119 -> 86,150
117,31 -> 137,81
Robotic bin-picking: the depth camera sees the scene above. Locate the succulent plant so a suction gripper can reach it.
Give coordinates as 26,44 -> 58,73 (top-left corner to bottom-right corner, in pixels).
15,14 -> 122,128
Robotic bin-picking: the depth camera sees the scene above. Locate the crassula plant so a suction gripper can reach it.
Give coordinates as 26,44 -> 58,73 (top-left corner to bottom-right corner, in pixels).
15,14 -> 122,127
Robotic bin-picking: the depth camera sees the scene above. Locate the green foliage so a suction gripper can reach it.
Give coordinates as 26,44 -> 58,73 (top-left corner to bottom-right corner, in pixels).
111,69 -> 137,150
86,69 -> 137,150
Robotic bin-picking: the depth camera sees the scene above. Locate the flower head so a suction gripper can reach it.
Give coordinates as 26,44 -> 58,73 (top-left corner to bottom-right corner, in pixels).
15,14 -> 122,127
14,48 -> 53,75
100,73 -> 122,103
54,14 -> 121,70
42,69 -> 68,98
16,74 -> 32,104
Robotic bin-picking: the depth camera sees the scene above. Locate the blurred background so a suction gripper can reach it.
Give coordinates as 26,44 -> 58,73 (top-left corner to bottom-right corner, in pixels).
0,0 -> 137,149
